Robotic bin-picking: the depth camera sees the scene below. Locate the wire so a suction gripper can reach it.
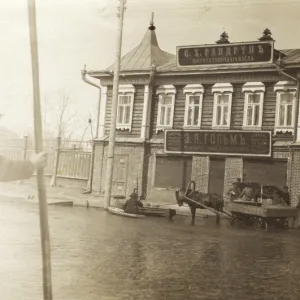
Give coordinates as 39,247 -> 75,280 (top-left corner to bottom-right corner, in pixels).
107,0 -> 300,12
127,2 -> 300,12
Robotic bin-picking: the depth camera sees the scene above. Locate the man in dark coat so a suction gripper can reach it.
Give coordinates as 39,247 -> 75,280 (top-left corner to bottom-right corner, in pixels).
123,191 -> 143,214
0,152 -> 47,182
282,186 -> 290,206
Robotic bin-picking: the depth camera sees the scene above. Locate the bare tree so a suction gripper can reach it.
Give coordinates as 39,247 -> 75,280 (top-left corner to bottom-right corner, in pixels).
41,93 -> 77,142
55,93 -> 77,141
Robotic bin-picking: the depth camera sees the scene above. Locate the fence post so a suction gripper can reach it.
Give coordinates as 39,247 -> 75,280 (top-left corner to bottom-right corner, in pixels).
50,136 -> 61,187
18,135 -> 29,185
84,140 -> 95,193
23,135 -> 28,160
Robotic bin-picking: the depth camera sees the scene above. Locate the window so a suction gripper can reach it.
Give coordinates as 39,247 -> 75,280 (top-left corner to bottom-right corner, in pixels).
242,82 -> 265,129
212,83 -> 233,129
215,94 -> 230,126
183,84 -> 204,127
116,84 -> 135,131
278,93 -> 294,126
274,81 -> 297,134
156,85 -> 176,132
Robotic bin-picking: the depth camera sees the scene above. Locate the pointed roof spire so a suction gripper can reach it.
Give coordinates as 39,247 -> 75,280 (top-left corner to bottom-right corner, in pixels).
149,12 -> 156,31
106,14 -> 174,72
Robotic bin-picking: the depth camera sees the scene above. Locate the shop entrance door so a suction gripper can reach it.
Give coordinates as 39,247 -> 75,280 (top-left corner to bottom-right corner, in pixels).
208,158 -> 225,197
112,155 -> 128,197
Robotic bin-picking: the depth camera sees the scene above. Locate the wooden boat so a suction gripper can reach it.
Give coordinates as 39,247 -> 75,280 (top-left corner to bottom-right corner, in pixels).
108,206 -> 146,219
114,199 -> 166,217
139,206 -> 166,217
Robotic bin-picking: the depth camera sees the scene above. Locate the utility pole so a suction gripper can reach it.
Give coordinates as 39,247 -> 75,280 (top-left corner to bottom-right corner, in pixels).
27,0 -> 53,299
104,0 -> 126,209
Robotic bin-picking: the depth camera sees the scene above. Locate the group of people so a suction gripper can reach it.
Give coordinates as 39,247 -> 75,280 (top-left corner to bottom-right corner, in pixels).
227,178 -> 291,206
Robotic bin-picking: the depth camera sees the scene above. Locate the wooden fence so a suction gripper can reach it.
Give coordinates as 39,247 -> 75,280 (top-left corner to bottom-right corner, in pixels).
0,137 -> 92,186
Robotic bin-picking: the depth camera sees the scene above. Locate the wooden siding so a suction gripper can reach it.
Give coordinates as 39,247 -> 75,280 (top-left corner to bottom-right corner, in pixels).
104,86 -> 113,135
231,84 -> 244,129
201,85 -> 213,129
149,88 -> 163,139
173,85 -> 185,129
104,85 -> 144,137
149,80 -> 279,138
262,82 -> 277,131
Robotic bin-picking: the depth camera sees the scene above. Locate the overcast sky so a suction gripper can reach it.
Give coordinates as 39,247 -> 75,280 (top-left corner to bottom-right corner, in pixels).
0,0 -> 299,137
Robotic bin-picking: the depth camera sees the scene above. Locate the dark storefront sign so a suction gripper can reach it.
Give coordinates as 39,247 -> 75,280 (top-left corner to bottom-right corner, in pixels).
165,130 -> 272,157
177,41 -> 274,67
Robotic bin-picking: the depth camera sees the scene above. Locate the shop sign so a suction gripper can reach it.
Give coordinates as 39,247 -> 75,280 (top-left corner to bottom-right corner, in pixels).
177,41 -> 274,67
164,130 -> 272,157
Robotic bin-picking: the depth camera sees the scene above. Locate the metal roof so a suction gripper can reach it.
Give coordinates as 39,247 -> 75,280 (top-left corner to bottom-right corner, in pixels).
280,49 -> 300,64
106,26 -> 174,72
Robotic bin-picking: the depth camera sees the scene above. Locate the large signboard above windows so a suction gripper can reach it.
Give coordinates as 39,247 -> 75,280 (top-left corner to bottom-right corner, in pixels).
176,41 -> 274,67
164,130 -> 272,157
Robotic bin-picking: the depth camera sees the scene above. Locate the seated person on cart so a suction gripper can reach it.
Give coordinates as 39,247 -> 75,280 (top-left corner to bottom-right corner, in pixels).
123,189 -> 144,214
235,178 -> 243,192
227,182 -> 241,201
272,189 -> 290,207
239,183 -> 254,201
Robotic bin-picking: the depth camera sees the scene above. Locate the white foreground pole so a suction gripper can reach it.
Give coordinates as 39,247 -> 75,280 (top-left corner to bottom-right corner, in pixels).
27,1 -> 53,299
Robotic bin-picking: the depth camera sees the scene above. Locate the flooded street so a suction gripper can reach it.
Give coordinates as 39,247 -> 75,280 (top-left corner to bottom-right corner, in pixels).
1,199 -> 300,300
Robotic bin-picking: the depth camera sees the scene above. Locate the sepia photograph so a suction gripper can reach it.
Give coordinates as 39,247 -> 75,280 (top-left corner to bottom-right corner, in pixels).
0,0 -> 300,299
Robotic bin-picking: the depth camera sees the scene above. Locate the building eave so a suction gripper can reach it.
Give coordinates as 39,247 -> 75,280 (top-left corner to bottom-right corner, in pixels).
156,67 -> 278,76
87,70 -> 151,79
87,63 -> 300,80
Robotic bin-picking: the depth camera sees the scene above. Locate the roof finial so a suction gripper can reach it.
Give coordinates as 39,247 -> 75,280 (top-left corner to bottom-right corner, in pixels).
259,28 -> 274,41
149,12 -> 156,31
216,32 -> 230,44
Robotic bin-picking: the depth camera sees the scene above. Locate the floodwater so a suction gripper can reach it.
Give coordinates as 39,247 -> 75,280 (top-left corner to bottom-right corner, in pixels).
1,200 -> 300,300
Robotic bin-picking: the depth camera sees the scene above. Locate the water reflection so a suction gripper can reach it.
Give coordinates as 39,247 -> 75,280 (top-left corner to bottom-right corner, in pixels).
1,200 -> 300,300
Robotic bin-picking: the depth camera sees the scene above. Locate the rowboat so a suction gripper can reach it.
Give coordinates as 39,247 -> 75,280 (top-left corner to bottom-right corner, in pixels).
114,199 -> 166,217
108,206 -> 146,219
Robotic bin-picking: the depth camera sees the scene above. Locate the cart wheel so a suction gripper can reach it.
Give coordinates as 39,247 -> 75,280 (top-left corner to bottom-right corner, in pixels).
260,218 -> 268,231
283,219 -> 289,229
254,217 -> 268,231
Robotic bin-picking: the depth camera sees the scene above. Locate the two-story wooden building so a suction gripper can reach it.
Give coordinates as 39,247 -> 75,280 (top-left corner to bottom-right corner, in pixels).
86,20 -> 300,206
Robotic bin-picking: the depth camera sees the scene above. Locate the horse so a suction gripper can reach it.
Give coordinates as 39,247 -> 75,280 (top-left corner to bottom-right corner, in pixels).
175,181 -> 224,225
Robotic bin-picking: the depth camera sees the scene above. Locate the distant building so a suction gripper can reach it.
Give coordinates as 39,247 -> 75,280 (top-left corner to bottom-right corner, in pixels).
85,21 -> 300,205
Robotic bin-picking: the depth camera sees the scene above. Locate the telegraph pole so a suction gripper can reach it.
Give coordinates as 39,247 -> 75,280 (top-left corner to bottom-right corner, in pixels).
104,0 -> 126,209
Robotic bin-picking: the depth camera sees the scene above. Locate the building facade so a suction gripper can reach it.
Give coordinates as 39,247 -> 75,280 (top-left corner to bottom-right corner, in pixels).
86,22 -> 300,206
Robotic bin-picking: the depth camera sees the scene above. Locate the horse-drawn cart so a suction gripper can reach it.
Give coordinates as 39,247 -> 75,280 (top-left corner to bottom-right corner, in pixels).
229,200 -> 298,231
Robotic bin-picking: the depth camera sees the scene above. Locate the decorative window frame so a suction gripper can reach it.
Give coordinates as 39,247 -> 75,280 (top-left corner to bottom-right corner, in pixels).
242,82 -> 265,130
116,84 -> 135,131
183,84 -> 204,128
274,81 -> 297,134
156,85 -> 176,133
212,83 -> 233,130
